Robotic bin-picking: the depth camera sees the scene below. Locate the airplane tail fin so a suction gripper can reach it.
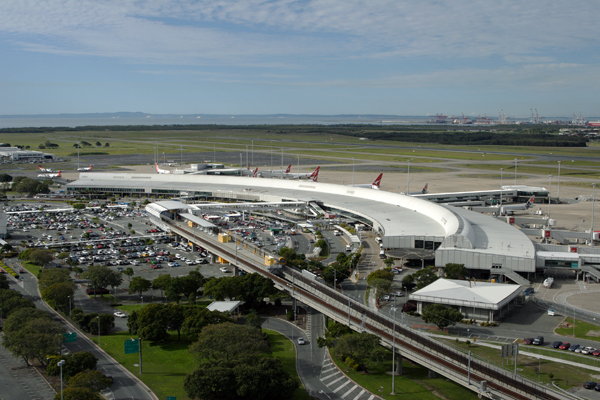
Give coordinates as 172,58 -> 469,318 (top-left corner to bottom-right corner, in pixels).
285,164 -> 291,173
155,162 -> 159,173
253,167 -> 258,177
38,165 -> 42,171
247,163 -> 250,170
372,173 -> 383,189
526,196 -> 535,207
422,183 -> 429,194
89,165 -> 93,170
57,171 -> 62,177
311,167 -> 320,182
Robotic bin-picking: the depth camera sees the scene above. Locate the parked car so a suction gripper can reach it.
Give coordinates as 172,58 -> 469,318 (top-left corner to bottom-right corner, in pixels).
532,336 -> 544,345
550,341 -> 562,349
114,311 -> 127,318
524,287 -> 534,295
523,338 -> 534,345
583,381 -> 597,389
582,347 -> 596,355
568,344 -> 580,352
220,267 -> 231,273
297,337 -> 305,345
559,342 -> 570,350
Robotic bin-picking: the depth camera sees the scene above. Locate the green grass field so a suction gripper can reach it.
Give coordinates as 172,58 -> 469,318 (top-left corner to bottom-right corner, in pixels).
90,327 -> 308,400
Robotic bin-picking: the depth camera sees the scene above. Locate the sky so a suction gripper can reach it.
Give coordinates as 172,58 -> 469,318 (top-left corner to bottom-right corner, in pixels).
1,0 -> 599,118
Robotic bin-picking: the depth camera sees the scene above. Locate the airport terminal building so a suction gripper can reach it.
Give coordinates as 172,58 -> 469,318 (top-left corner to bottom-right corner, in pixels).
67,173 -> 537,279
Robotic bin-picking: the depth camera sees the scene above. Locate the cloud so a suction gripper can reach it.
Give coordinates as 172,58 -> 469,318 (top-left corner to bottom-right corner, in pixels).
0,0 -> 598,67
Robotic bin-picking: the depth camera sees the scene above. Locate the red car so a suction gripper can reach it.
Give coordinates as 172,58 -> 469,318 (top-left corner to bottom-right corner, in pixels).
592,350 -> 600,357
524,338 -> 534,345
559,342 -> 571,350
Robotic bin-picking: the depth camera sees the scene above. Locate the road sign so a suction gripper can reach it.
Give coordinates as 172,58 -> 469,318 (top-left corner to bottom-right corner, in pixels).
125,338 -> 139,354
63,332 -> 77,343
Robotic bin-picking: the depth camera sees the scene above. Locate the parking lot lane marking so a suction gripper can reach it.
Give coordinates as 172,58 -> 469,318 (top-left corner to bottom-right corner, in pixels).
321,372 -> 339,381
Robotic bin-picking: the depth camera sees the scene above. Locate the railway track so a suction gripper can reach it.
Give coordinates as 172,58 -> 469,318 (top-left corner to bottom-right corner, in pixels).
168,219 -> 567,400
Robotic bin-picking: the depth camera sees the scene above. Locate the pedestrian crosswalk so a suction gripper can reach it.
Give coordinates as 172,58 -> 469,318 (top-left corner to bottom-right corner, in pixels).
319,352 -> 380,400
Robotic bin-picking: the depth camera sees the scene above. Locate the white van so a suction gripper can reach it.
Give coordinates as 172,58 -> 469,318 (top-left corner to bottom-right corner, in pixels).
345,244 -> 352,252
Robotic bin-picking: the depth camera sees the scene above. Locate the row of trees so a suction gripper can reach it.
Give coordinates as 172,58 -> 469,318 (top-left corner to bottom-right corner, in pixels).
73,142 -> 109,148
203,272 -> 277,309
11,176 -> 51,196
127,303 -> 232,341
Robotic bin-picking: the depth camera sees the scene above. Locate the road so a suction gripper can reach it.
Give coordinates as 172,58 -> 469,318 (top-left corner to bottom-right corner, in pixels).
1,263 -> 156,400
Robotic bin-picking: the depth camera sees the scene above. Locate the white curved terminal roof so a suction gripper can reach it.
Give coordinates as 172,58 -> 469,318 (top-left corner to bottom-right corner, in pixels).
68,173 -> 535,263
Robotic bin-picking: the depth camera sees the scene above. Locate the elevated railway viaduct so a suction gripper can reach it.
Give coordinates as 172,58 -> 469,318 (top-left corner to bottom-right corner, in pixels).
160,215 -> 570,400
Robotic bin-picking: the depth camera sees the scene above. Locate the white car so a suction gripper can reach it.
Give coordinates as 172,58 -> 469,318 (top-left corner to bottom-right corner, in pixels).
114,311 -> 127,318
219,267 -> 231,273
297,337 -> 305,345
582,347 -> 596,355
185,260 -> 194,265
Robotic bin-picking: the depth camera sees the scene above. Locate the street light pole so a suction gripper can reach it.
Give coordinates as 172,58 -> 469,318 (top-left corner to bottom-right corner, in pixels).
58,359 -> 65,400
407,160 -> 411,194
592,183 -> 597,248
391,295 -> 397,394
557,161 -> 561,201
548,175 -> 553,228
352,158 -> 355,186
67,296 -> 71,315
239,154 -> 242,175
514,158 -> 518,185
251,140 -> 254,165
97,316 -> 100,345
297,156 -> 300,180
141,295 -> 144,308
500,168 -> 504,206
180,145 -> 183,166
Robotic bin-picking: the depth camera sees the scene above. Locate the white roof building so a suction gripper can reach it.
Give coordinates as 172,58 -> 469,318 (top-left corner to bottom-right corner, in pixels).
207,301 -> 241,315
409,279 -> 522,322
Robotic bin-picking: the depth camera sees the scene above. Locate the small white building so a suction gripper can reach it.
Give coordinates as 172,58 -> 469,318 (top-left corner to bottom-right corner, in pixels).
207,300 -> 241,318
409,279 -> 522,322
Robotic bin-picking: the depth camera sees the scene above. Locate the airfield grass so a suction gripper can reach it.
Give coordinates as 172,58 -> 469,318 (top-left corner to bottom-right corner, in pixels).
556,317 -> 600,343
91,328 -> 308,400
455,163 -> 600,180
329,348 -> 479,400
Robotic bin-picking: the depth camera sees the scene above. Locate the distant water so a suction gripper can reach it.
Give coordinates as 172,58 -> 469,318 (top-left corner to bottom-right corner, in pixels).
0,114 -> 441,129
0,113 -> 565,129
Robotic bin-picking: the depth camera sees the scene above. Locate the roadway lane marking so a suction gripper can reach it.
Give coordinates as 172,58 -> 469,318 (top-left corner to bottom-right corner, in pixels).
341,384 -> 358,398
368,395 -> 375,400
327,375 -> 345,386
321,372 -> 340,381
332,380 -> 351,394
352,389 -> 366,400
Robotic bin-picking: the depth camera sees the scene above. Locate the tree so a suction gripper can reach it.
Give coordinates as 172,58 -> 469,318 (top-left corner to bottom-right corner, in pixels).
136,303 -> 169,341
0,290 -> 36,318
421,304 -> 464,330
128,277 -> 152,296
383,257 -> 395,268
123,267 -> 134,280
95,141 -> 102,147
333,332 -> 385,371
322,264 -> 350,286
83,265 -> 123,296
104,142 -> 110,147
244,310 -> 263,329
152,274 -> 171,298
47,351 -> 98,379
366,269 -> 394,285
181,308 -> 232,338
68,370 -> 111,392
317,322 -> 352,348
0,273 -> 9,290
189,323 -> 270,362
444,263 -> 467,280
42,282 -> 75,311
369,278 -> 392,296
413,266 -> 439,290
2,309 -> 64,366
184,356 -> 298,400
28,249 -> 55,266
0,173 -> 13,182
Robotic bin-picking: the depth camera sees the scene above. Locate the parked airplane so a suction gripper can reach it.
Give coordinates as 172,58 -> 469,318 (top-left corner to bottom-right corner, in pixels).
251,167 -> 258,177
349,173 -> 382,190
310,167 -> 320,182
284,166 -> 320,180
38,165 -> 55,173
155,163 -> 172,174
495,196 -> 536,216
77,165 -> 93,172
37,171 -> 62,179
260,164 -> 292,178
